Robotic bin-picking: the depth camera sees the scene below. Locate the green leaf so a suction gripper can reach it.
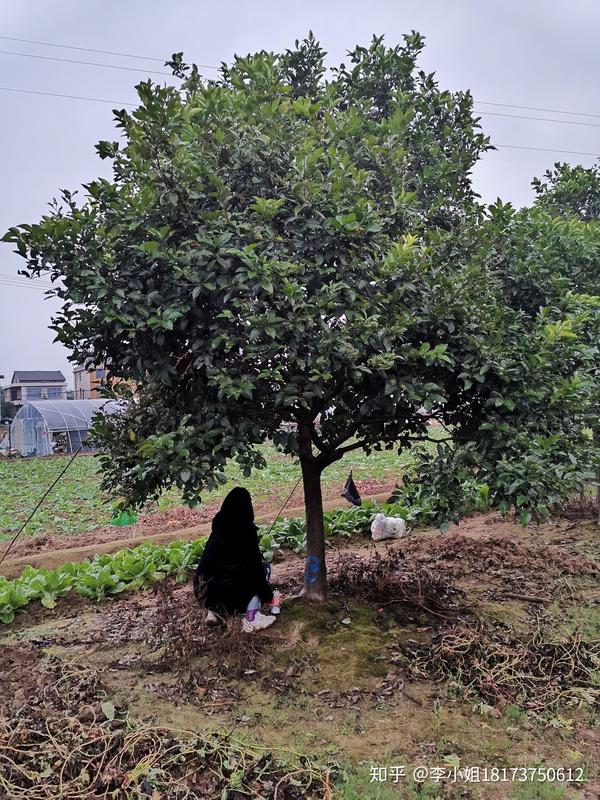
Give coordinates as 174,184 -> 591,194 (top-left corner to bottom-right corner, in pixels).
519,510 -> 532,527
101,701 -> 116,721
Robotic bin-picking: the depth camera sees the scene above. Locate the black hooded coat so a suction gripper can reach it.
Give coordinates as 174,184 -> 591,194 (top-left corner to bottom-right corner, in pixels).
193,487 -> 274,615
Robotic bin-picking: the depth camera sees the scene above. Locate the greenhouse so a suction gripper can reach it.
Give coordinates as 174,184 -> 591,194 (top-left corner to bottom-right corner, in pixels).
1,399 -> 120,456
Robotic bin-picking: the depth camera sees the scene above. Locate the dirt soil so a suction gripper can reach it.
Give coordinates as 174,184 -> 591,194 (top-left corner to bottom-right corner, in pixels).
2,513 -> 599,799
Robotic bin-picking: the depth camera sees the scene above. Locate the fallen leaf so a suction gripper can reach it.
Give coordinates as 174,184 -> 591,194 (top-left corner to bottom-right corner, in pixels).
101,701 -> 116,721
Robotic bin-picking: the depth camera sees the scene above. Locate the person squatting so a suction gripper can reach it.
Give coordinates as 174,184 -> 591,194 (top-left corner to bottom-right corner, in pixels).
193,487 -> 281,632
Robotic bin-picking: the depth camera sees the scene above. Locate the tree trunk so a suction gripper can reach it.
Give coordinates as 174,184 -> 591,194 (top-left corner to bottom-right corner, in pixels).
298,422 -> 328,602
594,430 -> 600,524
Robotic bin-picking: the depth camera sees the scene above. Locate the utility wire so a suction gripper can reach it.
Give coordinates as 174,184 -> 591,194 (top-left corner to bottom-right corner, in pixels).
495,143 -> 600,157
0,272 -> 55,284
478,109 -> 600,129
0,49 -> 173,76
0,287 -> 56,294
0,285 -> 56,292
0,279 -> 56,291
476,100 -> 600,120
0,33 -> 599,121
0,445 -> 83,569
3,85 -> 600,135
0,277 -> 55,285
1,76 -> 599,163
0,85 -> 137,106
0,33 -> 219,69
0,273 -> 55,282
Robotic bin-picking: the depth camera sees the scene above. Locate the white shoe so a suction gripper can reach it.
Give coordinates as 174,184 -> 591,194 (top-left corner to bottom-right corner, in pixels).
242,612 -> 276,633
206,610 -> 219,624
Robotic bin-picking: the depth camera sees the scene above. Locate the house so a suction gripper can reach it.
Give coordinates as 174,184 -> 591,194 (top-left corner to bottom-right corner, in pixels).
3,371 -> 67,407
73,364 -> 135,399
73,364 -> 108,400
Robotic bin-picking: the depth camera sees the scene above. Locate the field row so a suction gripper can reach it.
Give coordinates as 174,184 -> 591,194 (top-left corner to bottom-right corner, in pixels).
0,499 -> 419,624
0,441 -> 423,539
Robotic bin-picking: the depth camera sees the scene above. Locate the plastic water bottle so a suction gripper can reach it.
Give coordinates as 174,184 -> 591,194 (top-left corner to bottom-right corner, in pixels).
269,590 -> 281,615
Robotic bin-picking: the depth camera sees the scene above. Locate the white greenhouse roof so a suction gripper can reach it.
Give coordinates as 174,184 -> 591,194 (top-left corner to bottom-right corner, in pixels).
18,399 -> 121,431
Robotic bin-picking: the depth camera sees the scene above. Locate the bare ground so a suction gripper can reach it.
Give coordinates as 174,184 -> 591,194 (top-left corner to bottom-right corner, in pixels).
1,513 -> 599,799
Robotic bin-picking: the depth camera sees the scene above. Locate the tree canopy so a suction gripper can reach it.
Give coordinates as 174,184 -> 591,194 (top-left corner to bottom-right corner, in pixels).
5,34 -> 599,598
533,161 -> 600,222
532,161 -> 600,517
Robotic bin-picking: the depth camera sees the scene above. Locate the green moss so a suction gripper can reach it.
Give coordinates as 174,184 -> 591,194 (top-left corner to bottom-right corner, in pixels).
544,601 -> 600,641
505,704 -> 529,725
337,770 -> 413,798
281,599 -> 389,684
477,600 -> 531,633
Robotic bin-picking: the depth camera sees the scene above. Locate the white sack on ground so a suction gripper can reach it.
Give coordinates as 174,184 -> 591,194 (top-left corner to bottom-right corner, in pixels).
370,513 -> 407,541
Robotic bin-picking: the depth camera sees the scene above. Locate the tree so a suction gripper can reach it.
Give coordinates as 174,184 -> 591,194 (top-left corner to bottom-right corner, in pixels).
532,161 -> 600,222
532,163 -> 600,517
4,35 -> 597,599
0,398 -> 16,421
442,202 -> 600,523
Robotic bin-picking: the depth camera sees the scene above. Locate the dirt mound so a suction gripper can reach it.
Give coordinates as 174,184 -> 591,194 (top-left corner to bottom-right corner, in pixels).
406,533 -> 599,576
397,533 -> 599,598
397,621 -> 600,713
329,549 -> 467,618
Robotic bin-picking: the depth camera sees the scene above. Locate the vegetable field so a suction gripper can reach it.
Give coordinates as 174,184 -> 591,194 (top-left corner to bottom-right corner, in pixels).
0,499 -> 423,624
0,434 -> 598,799
0,441 -> 423,540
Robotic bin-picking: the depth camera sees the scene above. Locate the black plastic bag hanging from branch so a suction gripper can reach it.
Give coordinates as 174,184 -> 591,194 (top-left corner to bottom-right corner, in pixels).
341,470 -> 362,507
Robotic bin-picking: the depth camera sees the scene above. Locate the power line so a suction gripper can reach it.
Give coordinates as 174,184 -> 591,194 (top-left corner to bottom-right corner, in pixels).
0,49 -> 173,76
0,33 -> 219,69
478,109 -> 600,129
0,286 -> 56,293
2,86 -> 599,137
0,277 -> 55,284
5,85 -> 600,140
0,96 -> 598,160
1,33 -> 599,122
0,271 -> 55,280
0,272 -> 54,282
476,100 -> 600,121
0,277 -> 56,290
1,85 -> 599,162
0,33 -> 166,62
0,94 -> 598,162
495,143 -> 600,157
0,85 -> 137,106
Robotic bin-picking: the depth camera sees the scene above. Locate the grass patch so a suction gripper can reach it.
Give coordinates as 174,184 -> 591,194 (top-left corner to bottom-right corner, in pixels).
510,781 -> 567,799
544,599 -> 600,641
279,598 -> 389,687
337,769 -> 406,798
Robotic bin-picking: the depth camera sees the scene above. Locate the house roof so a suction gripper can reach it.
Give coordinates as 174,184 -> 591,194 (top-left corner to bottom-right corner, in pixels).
11,371 -> 66,383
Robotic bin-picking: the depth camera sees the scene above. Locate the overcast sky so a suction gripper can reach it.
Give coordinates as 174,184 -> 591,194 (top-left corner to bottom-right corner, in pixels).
1,0 -> 599,389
